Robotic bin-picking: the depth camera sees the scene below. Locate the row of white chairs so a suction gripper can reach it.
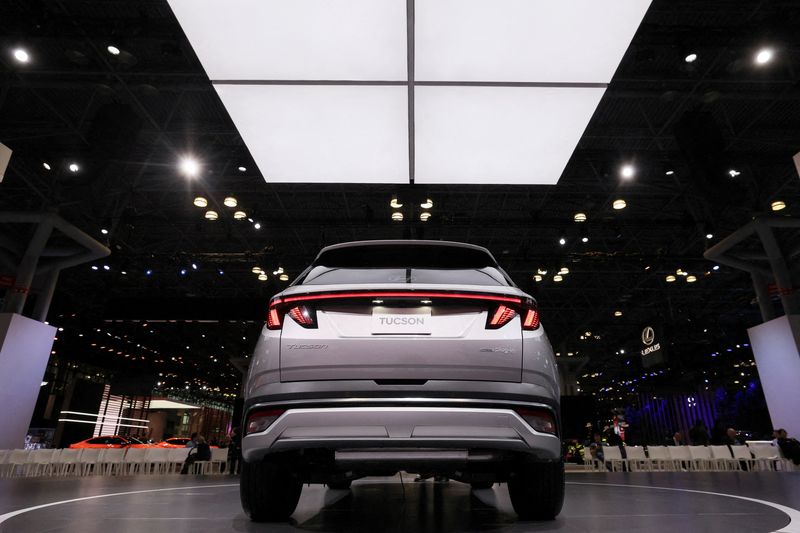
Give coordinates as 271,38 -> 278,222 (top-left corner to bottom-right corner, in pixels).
586,443 -> 795,472
0,447 -> 229,478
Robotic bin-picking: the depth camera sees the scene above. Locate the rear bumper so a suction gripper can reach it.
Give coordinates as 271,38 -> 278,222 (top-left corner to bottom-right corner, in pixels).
242,404 -> 561,463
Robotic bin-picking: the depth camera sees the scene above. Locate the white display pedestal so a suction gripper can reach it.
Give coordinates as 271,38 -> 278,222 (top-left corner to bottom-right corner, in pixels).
0,313 -> 56,449
748,315 -> 800,438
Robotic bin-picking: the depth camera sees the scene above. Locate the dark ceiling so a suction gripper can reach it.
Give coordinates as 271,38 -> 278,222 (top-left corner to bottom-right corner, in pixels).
1,0 -> 799,401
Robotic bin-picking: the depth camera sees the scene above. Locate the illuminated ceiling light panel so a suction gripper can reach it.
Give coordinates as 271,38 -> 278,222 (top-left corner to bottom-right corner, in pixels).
415,0 -> 651,83
214,84 -> 409,183
415,86 -> 604,184
168,0 -> 650,184
166,0 -> 407,81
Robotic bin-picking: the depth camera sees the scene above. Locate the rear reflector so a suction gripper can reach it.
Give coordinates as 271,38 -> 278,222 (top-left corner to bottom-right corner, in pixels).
514,407 -> 557,435
246,408 -> 285,435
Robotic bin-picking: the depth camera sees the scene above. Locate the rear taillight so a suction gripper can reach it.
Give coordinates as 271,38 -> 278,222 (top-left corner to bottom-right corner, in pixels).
287,305 -> 317,328
487,300 -> 540,331
487,305 -> 518,329
245,408 -> 285,435
514,407 -> 557,435
521,307 -> 540,330
266,299 -> 282,330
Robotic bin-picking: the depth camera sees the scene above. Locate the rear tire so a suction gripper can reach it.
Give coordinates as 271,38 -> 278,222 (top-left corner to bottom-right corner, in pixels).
240,457 -> 303,522
508,460 -> 564,521
327,480 -> 352,490
470,481 -> 494,490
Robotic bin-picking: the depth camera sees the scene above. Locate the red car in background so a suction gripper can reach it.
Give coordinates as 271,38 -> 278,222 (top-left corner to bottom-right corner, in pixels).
158,437 -> 218,448
70,435 -> 152,449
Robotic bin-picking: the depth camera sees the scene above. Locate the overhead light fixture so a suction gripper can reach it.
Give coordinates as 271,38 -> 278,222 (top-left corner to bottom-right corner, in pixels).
238,166 -> 247,172
191,263 -> 198,270
684,53 -> 697,63
420,198 -> 433,209
553,274 -> 563,282
537,268 -> 548,275
686,275 -> 697,283
755,48 -> 774,65
193,197 -> 208,207
43,162 -> 51,170
257,273 -> 268,281
612,199 -> 627,210
712,265 -> 720,271
579,226 -> 589,243
392,212 -> 403,221
13,48 -> 29,63
275,266 -> 284,274
253,222 -> 261,229
614,311 -> 623,317
574,212 -> 587,223
179,268 -> 188,276
251,266 -> 263,274
279,274 -> 289,281
204,210 -> 218,220
559,267 -> 569,275
706,233 -> 714,239
620,164 -> 635,180
223,196 -> 238,207
666,275 -> 676,282
91,265 -> 98,271
68,163 -> 80,173
179,157 -> 200,178
728,169 -> 741,178
101,228 -> 109,235
390,197 -> 403,208
233,210 -> 247,219
771,200 -> 786,211
581,236 -> 589,243
145,269 -> 153,276
665,170 -> 674,176
533,274 -> 543,282
107,45 -> 121,55
558,237 -> 566,246
420,212 -> 431,221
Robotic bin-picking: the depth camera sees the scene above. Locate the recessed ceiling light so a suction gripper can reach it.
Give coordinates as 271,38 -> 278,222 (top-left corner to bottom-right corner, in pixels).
771,200 -> 786,211
755,48 -> 774,65
223,196 -> 238,207
179,157 -> 200,178
100,228 -> 109,235
107,45 -> 121,55
233,210 -> 247,219
684,53 -> 697,63
728,169 -> 741,178
392,212 -> 403,221
574,212 -> 587,223
43,162 -> 51,170
257,273 -> 268,281
238,166 -> 247,172
620,164 -> 635,180
193,197 -> 208,208
420,198 -> 433,209
666,275 -> 676,282
68,163 -> 80,172
612,199 -> 627,210
253,222 -> 261,229
558,237 -> 566,245
204,210 -> 218,220
13,48 -> 29,63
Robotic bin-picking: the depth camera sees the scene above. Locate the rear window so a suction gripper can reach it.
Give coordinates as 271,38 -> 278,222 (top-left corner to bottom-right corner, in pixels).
297,244 -> 511,286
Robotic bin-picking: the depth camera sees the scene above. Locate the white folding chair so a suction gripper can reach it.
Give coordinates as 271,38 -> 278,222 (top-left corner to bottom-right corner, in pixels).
3,449 -> 30,478
123,447 -> 147,475
100,448 -> 127,476
602,445 -> 624,472
209,448 -> 228,474
623,446 -> 649,471
52,448 -> 81,476
167,448 -> 191,474
24,449 -> 56,477
668,446 -> 692,471
76,448 -> 103,476
709,445 -> 735,471
645,446 -> 673,471
729,445 -> 754,471
749,444 -> 787,472
688,446 -> 713,471
143,448 -> 170,475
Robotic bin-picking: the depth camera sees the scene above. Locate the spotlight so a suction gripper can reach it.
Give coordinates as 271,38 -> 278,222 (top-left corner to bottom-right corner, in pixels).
179,157 -> 200,178
706,233 -> 713,239
13,48 -> 29,63
684,53 -> 697,63
712,265 -> 720,271
68,163 -> 80,173
101,228 -> 109,235
614,311 -> 623,317
581,236 -> 589,243
180,268 -> 188,276
107,45 -> 121,55
755,48 -> 774,65
191,263 -> 198,270
217,269 -> 224,275
43,162 -> 51,170
103,265 -> 110,271
558,237 -> 566,246
620,164 -> 635,180
91,265 -> 99,271
665,170 -> 675,176
238,166 -> 247,172
145,269 -> 153,276
253,222 -> 261,230
728,169 -> 741,178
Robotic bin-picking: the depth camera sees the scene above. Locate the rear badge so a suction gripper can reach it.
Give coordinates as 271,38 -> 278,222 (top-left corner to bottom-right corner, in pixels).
286,344 -> 328,350
480,347 -> 514,354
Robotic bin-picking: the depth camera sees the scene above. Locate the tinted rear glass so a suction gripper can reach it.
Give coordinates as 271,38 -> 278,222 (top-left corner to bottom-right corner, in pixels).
298,244 -> 510,286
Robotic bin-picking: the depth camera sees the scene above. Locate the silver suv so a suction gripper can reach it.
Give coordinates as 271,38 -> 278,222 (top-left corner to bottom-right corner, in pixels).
240,240 -> 563,521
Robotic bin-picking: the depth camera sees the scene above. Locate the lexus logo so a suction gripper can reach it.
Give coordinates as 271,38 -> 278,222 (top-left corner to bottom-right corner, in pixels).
641,326 -> 655,346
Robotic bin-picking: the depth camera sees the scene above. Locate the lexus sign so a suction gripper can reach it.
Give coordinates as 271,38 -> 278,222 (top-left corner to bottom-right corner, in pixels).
640,325 -> 666,368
